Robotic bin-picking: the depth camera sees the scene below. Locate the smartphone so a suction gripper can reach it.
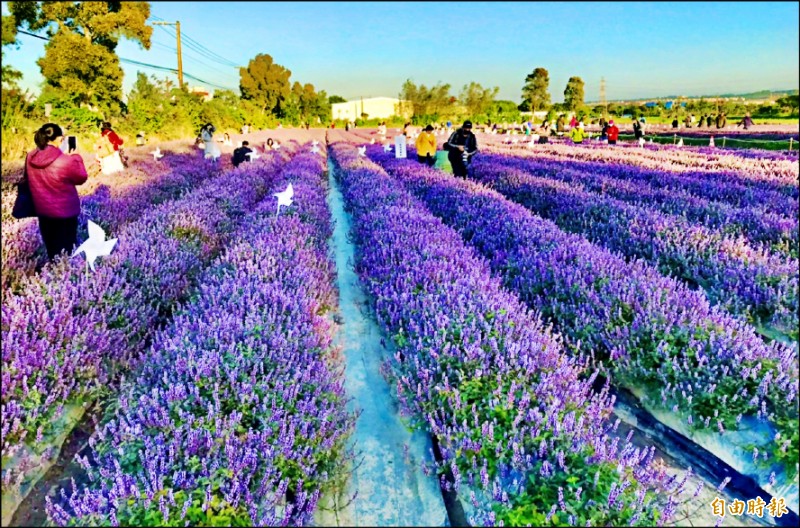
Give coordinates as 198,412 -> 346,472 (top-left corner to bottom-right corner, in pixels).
61,136 -> 76,153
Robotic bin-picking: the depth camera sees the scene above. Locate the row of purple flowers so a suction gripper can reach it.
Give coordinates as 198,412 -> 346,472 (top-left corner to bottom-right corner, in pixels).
369,146 -> 798,484
331,143 -> 686,526
467,155 -> 798,341
2,148 -> 294,497
46,151 -> 354,526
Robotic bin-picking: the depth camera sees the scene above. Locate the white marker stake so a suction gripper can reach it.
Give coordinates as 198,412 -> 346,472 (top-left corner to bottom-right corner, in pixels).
275,182 -> 294,216
73,220 -> 118,274
394,135 -> 407,159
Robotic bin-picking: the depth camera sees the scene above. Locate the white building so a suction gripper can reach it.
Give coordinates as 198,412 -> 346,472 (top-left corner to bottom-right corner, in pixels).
332,97 -> 410,121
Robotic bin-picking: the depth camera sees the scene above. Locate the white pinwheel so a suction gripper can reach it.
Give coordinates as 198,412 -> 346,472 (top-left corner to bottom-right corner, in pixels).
246,149 -> 261,161
151,147 -> 164,160
357,146 -> 367,157
73,220 -> 117,273
383,143 -> 392,153
275,183 -> 294,216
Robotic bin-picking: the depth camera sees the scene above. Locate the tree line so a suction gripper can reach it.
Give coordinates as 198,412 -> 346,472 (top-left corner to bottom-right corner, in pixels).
1,1 -> 334,160
400,67 -> 798,127
2,2 -> 797,160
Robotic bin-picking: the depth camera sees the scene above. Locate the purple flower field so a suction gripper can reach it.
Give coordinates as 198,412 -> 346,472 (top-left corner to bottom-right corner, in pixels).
367,146 -> 798,485
2,131 -> 798,525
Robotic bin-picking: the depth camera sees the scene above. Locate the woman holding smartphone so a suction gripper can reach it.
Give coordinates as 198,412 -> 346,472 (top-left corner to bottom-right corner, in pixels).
26,123 -> 89,261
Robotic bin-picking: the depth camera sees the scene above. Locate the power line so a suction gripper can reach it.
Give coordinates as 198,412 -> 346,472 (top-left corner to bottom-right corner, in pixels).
15,29 -> 237,92
158,24 -> 240,71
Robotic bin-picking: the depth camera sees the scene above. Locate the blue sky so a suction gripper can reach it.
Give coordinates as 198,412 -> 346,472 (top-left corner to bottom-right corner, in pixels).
3,1 -> 798,103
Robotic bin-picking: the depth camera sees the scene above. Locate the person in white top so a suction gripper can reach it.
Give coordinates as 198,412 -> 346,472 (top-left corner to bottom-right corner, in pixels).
200,123 -> 221,161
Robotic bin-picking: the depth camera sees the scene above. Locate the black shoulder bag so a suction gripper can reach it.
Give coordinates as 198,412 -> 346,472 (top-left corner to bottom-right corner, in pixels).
12,162 -> 36,219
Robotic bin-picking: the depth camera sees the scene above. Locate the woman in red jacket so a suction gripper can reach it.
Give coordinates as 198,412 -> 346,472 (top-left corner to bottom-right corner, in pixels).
98,121 -> 127,168
26,123 -> 89,261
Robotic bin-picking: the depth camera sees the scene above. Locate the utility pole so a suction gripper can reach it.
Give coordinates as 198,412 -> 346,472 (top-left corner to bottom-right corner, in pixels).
600,77 -> 607,118
153,21 -> 183,89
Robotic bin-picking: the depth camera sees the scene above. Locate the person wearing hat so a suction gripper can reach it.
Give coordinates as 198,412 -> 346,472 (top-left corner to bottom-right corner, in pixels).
607,119 -> 620,145
415,124 -> 438,167
444,120 -> 478,178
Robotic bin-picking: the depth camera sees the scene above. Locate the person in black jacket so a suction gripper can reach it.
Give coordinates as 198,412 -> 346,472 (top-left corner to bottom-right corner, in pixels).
633,119 -> 643,140
444,120 -> 478,178
232,141 -> 253,168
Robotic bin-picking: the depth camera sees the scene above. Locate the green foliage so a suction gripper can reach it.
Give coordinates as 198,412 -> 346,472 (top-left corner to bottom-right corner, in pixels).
10,1 -> 152,114
522,67 -> 550,112
280,81 -> 330,125
488,100 -> 522,124
775,94 -> 799,115
239,53 -> 291,115
328,94 -> 346,104
399,79 -> 455,120
2,14 -> 23,88
563,76 -> 585,111
459,81 -> 499,120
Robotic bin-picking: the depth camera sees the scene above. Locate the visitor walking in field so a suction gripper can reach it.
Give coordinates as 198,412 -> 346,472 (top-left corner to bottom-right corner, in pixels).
706,114 -> 713,127
716,112 -> 727,128
697,115 -> 705,128
738,113 -> 754,130
415,124 -> 438,167
444,120 -> 478,178
607,119 -> 620,145
556,114 -> 566,134
26,123 -> 89,262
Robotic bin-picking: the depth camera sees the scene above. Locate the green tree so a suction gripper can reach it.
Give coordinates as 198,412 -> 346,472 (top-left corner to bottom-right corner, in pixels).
488,100 -> 522,124
521,67 -> 550,112
776,95 -> 799,115
125,72 -> 168,134
563,76 -> 584,111
399,79 -> 453,120
3,2 -> 37,88
10,1 -> 152,114
328,94 -> 346,104
2,15 -> 22,88
239,53 -> 291,118
459,81 -> 498,120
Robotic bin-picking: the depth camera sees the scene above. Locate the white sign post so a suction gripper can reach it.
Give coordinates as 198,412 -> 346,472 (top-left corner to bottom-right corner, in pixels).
394,135 -> 407,159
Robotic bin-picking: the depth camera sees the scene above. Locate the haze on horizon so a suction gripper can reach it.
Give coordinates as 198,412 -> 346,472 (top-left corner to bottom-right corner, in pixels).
3,1 -> 798,104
